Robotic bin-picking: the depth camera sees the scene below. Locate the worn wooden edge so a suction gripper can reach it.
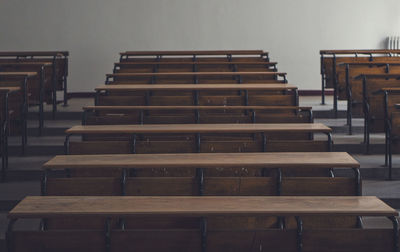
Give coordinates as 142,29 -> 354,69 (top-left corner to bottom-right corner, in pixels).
115,61 -> 278,66
8,196 -> 397,219
121,50 -> 267,56
106,72 -> 287,77
0,51 -> 69,57
320,49 -> 400,55
82,105 -> 312,111
0,71 -> 38,77
43,152 -> 359,170
95,83 -> 297,91
65,123 -> 332,134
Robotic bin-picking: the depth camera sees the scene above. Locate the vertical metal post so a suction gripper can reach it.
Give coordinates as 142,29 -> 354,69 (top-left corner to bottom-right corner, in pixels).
21,76 -> 28,155
121,168 -> 127,196
389,216 -> 399,252
196,133 -> 201,153
130,134 -> 137,154
63,56 -> 69,106
39,65 -> 45,136
197,168 -> 204,196
51,56 -> 57,119
105,218 -> 112,252
384,91 -> 389,167
41,169 -> 48,196
201,217 -> 207,252
262,132 -> 267,152
345,64 -> 352,134
321,53 -> 326,105
296,216 -> 303,252
64,134 -> 71,155
6,218 -> 17,252
333,55 -> 338,118
353,168 -> 361,196
327,133 -> 333,152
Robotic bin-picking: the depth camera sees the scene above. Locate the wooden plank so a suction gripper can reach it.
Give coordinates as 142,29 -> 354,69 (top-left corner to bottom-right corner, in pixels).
96,83 -> 296,91
116,61 -> 276,66
44,152 -> 359,170
9,196 -> 396,218
122,50 -> 265,56
0,51 -> 69,57
0,72 -> 37,77
83,105 -> 310,111
320,49 -> 400,55
66,123 -> 331,134
107,71 -> 286,77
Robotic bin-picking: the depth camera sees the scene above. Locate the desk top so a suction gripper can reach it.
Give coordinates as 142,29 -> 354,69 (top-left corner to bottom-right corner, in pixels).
82,105 -> 310,111
9,196 -> 396,218
0,51 -> 69,57
95,83 -> 296,91
0,62 -> 52,66
66,123 -> 331,134
0,72 -> 37,77
44,152 -> 359,170
115,61 -> 277,66
121,50 -> 266,56
107,72 -> 286,77
0,86 -> 21,93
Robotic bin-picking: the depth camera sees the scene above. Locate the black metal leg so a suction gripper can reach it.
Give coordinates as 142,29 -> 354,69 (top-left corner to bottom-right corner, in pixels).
296,216 -> 303,252
63,76 -> 68,107
41,169 -> 48,196
105,218 -> 111,252
262,133 -> 267,152
39,66 -> 44,136
197,168 -> 204,196
389,134 -> 393,180
353,168 -> 361,196
6,218 -> 16,252
64,134 -> 71,155
196,133 -> 201,153
201,217 -> 207,252
130,134 -> 137,154
121,168 -> 127,196
326,133 -> 333,152
52,56 -> 57,120
389,216 -> 399,252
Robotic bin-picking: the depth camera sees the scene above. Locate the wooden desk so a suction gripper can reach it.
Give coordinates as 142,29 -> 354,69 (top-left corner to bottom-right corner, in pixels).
0,72 -> 37,77
66,123 -> 331,135
0,86 -> 21,181
121,50 -> 266,56
44,152 -> 358,170
96,83 -> 296,91
83,105 -> 310,111
107,71 -> 286,78
9,196 -> 396,218
0,51 -> 69,57
115,61 -> 277,66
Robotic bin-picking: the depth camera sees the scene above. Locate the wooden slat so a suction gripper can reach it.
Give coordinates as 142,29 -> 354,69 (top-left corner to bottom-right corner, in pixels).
83,105 -> 310,111
0,51 -> 69,57
320,49 -> 400,55
116,61 -> 277,66
66,123 -> 330,134
9,196 -> 396,218
0,72 -> 37,77
44,152 -> 359,170
107,71 -> 286,77
96,83 -> 296,91
122,50 -> 265,56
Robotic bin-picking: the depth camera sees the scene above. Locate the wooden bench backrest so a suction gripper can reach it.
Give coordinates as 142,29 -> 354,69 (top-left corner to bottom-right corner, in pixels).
106,72 -> 287,84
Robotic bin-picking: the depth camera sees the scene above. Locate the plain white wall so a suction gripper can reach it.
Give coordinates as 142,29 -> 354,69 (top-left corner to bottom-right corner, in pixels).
0,0 -> 400,92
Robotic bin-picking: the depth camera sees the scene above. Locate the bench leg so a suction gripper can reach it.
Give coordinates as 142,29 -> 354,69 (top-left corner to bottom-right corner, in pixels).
105,218 -> 111,252
6,218 -> 16,252
201,217 -> 207,252
63,75 -> 68,107
389,216 -> 399,252
296,216 -> 303,252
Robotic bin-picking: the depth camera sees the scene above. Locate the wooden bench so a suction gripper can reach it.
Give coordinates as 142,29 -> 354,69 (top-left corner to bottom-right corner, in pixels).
319,49 -> 400,115
95,84 -> 298,107
114,61 -> 278,73
336,62 -> 400,134
105,72 -> 288,84
0,51 -> 70,116
64,123 -> 332,155
7,196 -> 398,252
120,50 -> 270,62
0,72 -> 38,154
381,89 -> 400,179
82,105 -> 312,125
354,74 -> 400,154
0,87 -> 20,181
0,62 -> 53,135
42,152 -> 361,196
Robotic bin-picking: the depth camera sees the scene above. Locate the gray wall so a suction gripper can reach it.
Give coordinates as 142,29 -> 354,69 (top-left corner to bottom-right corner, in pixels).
1,0 -> 400,91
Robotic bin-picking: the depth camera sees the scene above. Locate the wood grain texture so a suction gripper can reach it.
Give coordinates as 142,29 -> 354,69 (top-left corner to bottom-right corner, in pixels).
96,83 -> 296,91
107,71 -> 286,77
9,196 -> 396,218
0,72 -> 37,77
66,123 -> 331,134
83,105 -> 310,111
121,50 -> 265,56
44,152 -> 358,170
